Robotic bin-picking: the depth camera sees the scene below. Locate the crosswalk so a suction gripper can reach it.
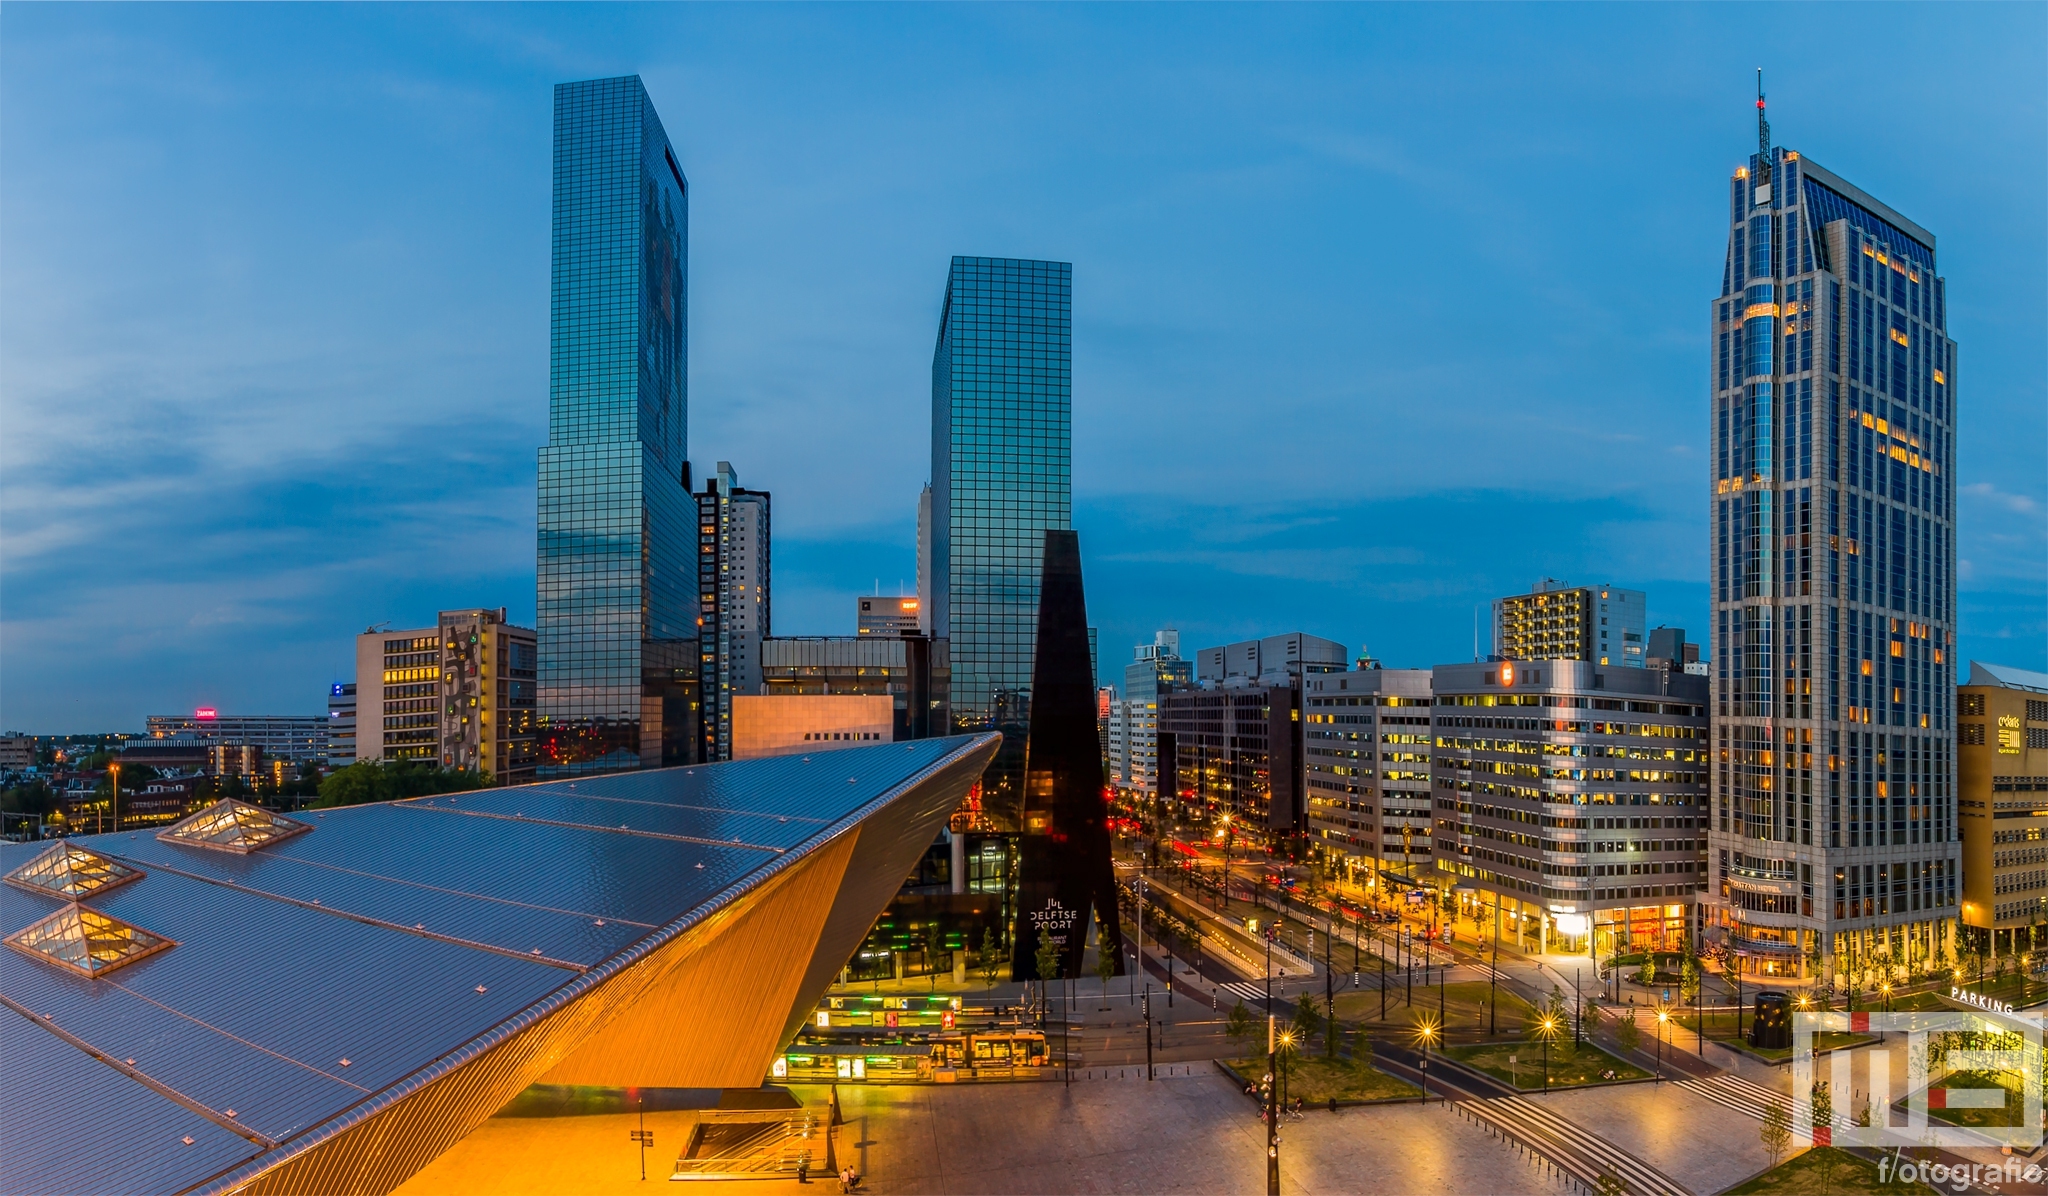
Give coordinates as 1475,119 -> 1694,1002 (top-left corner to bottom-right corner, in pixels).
1460,1094 -> 1692,1196
1676,1072 -> 1784,1122
1215,981 -> 1271,1005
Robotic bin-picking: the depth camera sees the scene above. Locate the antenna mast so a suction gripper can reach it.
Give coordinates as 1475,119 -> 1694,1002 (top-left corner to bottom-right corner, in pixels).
1755,68 -> 1772,192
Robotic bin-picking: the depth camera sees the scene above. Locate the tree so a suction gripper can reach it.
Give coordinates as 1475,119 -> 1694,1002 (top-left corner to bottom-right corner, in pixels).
1293,994 -> 1324,1052
314,760 -> 488,808
1594,1174 -> 1627,1196
1615,1008 -> 1642,1054
1680,954 -> 1702,1005
1032,933 -> 1064,1019
1637,954 -> 1658,986
1226,999 -> 1254,1055
1092,934 -> 1119,1010
925,923 -> 946,991
978,928 -> 1001,990
1811,1080 -> 1835,1193
1760,1100 -> 1791,1166
1351,1029 -> 1375,1071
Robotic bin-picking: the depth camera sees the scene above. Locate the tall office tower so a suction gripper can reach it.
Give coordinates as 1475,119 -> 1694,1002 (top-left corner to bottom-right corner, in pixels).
930,256 -> 1073,825
536,76 -> 695,776
1493,580 -> 1648,669
695,462 -> 771,762
1704,94 -> 1959,980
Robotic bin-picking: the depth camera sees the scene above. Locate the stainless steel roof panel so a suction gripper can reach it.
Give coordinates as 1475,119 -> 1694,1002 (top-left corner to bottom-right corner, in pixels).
0,946 -> 365,1142
105,811 -> 772,954
405,789 -> 818,850
18,869 -> 574,1100
1,1005 -> 260,1196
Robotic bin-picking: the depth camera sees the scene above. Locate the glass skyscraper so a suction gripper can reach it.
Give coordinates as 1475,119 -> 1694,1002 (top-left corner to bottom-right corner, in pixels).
536,76 -> 695,776
930,256 -> 1073,825
1704,107 -> 1960,978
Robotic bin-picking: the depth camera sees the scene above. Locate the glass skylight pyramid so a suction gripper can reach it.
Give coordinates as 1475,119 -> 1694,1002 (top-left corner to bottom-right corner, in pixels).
4,843 -> 144,899
157,798 -> 312,854
4,903 -> 175,978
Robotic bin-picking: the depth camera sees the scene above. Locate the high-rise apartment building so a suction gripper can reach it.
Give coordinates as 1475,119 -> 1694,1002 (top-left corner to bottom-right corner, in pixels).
1433,660 -> 1709,956
353,610 -> 537,783
857,596 -> 920,637
1957,663 -> 2048,956
1302,667 -> 1435,884
1703,104 -> 1960,979
929,256 -> 1073,824
695,462 -> 770,762
1494,581 -> 1647,669
1107,629 -> 1192,797
536,75 -> 695,776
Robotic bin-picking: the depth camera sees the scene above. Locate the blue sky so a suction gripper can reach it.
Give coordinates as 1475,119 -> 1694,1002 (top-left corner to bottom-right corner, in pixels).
2,3 -> 2042,733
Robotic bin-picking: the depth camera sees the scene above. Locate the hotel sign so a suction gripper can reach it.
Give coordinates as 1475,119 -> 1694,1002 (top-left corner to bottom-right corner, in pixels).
1999,716 -> 2024,755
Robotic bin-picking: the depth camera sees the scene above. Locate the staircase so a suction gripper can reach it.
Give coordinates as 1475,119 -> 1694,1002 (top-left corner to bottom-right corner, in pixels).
669,1109 -> 820,1181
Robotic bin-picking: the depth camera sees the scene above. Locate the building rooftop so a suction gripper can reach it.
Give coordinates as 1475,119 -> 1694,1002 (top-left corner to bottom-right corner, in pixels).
1968,661 -> 2048,695
0,733 -> 996,1196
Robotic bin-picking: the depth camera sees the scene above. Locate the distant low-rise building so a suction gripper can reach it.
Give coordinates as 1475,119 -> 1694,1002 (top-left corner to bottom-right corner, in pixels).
327,683 -> 356,767
731,694 -> 895,759
856,596 -> 920,637
144,713 -> 328,762
0,735 -> 36,770
760,635 -> 947,742
1107,629 -> 1192,798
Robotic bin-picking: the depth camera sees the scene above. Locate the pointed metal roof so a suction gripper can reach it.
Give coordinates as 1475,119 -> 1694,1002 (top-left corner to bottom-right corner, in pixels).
157,798 -> 312,854
1969,661 -> 2048,695
3,841 -> 145,899
4,902 -> 176,978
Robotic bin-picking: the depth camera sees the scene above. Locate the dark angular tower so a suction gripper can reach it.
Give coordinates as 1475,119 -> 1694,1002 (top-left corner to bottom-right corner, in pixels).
1012,530 -> 1124,980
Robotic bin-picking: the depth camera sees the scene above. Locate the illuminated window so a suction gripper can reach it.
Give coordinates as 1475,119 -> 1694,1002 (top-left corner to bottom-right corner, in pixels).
3,844 -> 143,900
4,903 -> 174,978
157,798 -> 312,854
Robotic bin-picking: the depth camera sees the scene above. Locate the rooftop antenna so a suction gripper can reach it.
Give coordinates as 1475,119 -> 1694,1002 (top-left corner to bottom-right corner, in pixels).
1755,68 -> 1772,194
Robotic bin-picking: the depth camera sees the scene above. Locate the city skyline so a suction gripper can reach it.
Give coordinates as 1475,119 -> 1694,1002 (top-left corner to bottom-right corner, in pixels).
3,5 -> 2044,732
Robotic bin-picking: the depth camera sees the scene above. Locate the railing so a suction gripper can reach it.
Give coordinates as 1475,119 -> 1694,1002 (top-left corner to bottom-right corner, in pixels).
669,1110 -> 818,1180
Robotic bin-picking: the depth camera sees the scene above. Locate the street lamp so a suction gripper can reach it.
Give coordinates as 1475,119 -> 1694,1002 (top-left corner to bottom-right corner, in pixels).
1538,1015 -> 1558,1094
1265,1014 -> 1280,1196
1413,1017 -> 1439,1104
1654,1004 -> 1670,1081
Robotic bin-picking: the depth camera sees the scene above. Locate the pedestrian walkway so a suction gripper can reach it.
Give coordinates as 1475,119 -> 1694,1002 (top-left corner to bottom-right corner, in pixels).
1675,1072 -> 1784,1122
1459,1093 -> 1693,1196
1217,980 -> 1270,1005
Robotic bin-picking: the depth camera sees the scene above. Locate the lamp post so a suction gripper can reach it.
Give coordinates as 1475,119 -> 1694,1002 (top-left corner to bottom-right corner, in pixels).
1655,1004 -> 1669,1081
629,1093 -> 654,1181
1539,1015 -> 1558,1095
1415,1019 -> 1438,1105
1265,1014 -> 1280,1196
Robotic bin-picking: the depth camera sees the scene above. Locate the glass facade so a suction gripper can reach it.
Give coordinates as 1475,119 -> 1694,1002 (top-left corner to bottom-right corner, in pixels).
537,76 -> 696,775
1705,138 -> 1960,977
930,256 -> 1073,825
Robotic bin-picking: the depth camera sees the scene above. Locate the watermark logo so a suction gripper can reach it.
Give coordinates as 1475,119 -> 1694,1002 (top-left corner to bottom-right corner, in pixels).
1793,1010 -> 2043,1150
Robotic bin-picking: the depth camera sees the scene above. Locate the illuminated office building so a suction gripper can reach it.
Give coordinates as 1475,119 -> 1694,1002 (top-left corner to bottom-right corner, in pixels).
1703,96 -> 1960,978
929,256 -> 1072,825
1956,663 -> 2048,955
1302,667 -> 1434,883
353,609 -> 537,783
536,75 -> 695,775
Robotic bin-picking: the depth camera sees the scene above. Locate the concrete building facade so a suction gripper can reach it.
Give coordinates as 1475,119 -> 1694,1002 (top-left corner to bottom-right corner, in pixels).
1958,662 -> 2048,955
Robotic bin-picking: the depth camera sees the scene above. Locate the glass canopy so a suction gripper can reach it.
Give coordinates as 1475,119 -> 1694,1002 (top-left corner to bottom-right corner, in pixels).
3,843 -> 143,899
4,903 -> 175,978
157,798 -> 312,854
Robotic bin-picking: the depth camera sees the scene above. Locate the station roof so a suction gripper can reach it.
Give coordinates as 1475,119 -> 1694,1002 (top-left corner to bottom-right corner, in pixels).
0,734 -> 994,1196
